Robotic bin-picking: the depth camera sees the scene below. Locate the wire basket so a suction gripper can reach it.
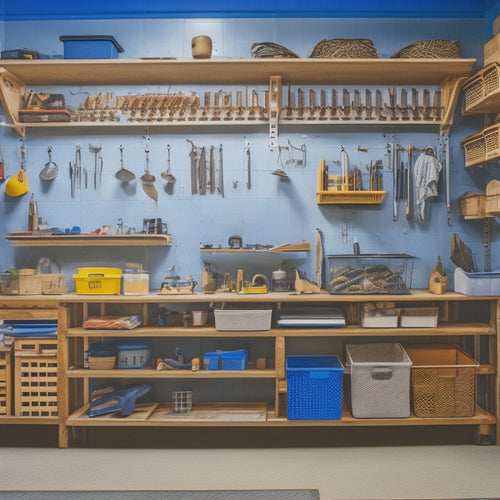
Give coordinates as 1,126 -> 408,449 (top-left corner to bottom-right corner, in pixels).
391,39 -> 462,59
310,38 -> 379,59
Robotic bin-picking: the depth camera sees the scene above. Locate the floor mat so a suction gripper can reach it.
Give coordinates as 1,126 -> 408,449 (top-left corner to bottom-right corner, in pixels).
0,490 -> 320,500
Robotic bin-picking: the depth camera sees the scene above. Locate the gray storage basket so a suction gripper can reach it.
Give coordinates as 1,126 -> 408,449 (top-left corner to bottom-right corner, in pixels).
346,343 -> 412,418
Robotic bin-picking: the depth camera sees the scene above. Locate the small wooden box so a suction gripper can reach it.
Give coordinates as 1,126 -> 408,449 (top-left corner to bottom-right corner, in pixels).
18,269 -> 42,295
14,338 -> 58,417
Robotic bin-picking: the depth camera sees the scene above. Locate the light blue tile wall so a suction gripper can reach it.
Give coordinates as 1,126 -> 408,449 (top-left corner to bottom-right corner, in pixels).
0,17 -> 493,292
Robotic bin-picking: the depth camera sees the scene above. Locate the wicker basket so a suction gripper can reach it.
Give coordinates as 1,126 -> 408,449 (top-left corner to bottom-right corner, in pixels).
463,63 -> 500,114
458,192 -> 486,219
391,39 -> 462,59
310,38 -> 379,59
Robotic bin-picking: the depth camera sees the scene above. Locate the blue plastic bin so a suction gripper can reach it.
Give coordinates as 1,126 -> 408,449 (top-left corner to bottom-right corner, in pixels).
59,35 -> 124,59
203,349 -> 247,370
286,355 -> 344,420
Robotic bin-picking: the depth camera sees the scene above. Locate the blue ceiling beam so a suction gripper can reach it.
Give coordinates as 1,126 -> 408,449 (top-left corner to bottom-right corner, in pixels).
0,1 -> 497,21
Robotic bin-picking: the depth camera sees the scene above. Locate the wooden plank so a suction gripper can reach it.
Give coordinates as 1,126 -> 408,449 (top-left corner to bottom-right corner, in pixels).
0,59 -> 475,86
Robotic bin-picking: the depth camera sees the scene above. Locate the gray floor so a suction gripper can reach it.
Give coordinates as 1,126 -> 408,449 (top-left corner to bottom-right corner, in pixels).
1,445 -> 500,500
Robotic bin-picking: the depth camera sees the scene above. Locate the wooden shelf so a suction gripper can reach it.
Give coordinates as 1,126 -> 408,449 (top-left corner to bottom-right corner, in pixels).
0,58 -> 475,136
66,368 -> 276,379
200,242 -> 310,253
67,322 -> 494,338
5,233 -> 172,247
0,58 -> 476,86
65,403 -> 495,428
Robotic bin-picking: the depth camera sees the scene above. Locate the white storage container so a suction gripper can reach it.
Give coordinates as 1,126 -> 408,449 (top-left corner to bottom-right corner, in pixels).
400,307 -> 439,328
214,309 -> 272,331
454,267 -> 500,296
361,310 -> 399,328
346,343 -> 412,418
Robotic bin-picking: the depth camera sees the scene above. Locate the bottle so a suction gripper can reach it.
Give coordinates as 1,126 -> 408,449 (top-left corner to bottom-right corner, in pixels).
353,237 -> 360,255
28,193 -> 39,231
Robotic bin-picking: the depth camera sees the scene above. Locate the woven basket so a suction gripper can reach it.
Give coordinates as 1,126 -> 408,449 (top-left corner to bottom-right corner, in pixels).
310,38 -> 379,59
251,42 -> 299,59
391,39 -> 462,59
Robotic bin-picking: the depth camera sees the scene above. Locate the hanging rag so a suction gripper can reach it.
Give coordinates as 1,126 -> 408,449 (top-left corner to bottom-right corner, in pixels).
414,146 -> 442,222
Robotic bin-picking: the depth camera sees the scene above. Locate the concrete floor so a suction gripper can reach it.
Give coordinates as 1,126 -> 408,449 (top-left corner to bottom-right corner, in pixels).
1,445 -> 500,499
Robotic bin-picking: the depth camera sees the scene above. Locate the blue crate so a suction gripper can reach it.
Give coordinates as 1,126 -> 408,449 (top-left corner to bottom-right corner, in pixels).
286,355 -> 344,420
59,35 -> 123,59
203,349 -> 247,370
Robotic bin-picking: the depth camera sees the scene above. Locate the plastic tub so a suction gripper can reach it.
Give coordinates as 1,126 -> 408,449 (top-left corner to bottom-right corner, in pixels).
286,355 -> 344,420
203,349 -> 248,370
214,310 -> 272,331
73,267 -> 122,295
60,35 -> 123,59
117,342 -> 151,369
346,343 -> 412,418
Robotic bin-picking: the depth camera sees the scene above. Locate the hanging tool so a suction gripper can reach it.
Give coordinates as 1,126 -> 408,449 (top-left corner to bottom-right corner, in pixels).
391,142 -> 398,221
161,144 -> 176,184
187,139 -> 198,195
199,146 -> 207,195
441,135 -> 452,226
39,145 -> 58,180
245,145 -> 251,189
140,142 -> 158,201
69,161 -> 74,198
28,192 -> 39,231
75,144 -> 84,190
218,143 -> 224,197
209,145 -> 215,193
89,143 -> 102,189
406,144 -> 413,220
0,145 -> 5,181
115,144 -> 136,182
340,145 -> 349,189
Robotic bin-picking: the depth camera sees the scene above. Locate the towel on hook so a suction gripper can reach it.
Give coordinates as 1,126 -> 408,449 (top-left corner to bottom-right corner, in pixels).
414,147 -> 442,222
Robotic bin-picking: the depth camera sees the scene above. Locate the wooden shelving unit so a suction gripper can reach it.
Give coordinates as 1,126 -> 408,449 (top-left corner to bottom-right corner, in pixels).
55,291 -> 498,448
0,58 -> 475,137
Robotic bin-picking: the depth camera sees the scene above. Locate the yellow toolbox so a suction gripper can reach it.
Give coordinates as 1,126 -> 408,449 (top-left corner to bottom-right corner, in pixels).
73,267 -> 122,294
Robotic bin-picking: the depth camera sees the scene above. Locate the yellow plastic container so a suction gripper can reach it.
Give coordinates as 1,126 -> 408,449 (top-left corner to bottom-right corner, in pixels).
73,267 -> 122,294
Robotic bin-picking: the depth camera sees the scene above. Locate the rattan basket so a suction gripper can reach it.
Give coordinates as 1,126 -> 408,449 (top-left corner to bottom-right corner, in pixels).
310,38 -> 379,59
391,39 -> 462,59
463,63 -> 500,114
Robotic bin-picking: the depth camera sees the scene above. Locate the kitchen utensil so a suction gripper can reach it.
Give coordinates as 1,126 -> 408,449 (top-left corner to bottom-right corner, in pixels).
39,145 -> 58,180
209,145 -> 215,193
5,145 -> 28,197
115,144 -> 136,182
89,142 -> 102,189
0,145 -> 5,181
160,144 -> 176,184
140,144 -> 158,201
187,139 -> 198,194
218,143 -> 224,197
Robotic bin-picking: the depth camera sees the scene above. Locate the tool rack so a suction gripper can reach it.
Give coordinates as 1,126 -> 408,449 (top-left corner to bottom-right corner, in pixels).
0,58 -> 475,139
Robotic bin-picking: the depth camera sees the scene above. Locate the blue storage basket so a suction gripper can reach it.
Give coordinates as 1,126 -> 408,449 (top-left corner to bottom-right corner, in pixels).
286,355 -> 344,420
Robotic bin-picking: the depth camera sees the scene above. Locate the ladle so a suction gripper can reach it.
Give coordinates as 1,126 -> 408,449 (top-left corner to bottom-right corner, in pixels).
161,144 -> 176,184
39,145 -> 58,180
115,144 -> 136,182
140,145 -> 158,201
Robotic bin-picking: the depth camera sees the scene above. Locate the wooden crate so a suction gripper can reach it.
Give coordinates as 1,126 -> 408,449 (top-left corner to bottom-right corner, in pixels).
19,274 -> 42,295
458,192 -> 486,219
14,338 -> 58,417
0,347 -> 13,415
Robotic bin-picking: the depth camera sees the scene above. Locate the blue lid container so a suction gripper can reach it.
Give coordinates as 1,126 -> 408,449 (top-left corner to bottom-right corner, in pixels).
59,35 -> 124,59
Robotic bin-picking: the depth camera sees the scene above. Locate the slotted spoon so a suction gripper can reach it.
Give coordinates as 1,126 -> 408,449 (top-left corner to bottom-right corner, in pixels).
161,144 -> 176,184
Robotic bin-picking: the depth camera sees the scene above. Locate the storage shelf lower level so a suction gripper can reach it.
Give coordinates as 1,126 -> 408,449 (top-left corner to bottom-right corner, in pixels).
66,403 -> 495,427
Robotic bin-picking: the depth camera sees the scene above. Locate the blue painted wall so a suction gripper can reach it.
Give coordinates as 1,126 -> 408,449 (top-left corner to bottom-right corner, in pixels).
0,15 -> 495,292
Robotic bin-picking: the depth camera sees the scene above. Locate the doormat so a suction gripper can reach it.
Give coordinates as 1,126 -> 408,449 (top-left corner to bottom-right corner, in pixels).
0,490 -> 320,500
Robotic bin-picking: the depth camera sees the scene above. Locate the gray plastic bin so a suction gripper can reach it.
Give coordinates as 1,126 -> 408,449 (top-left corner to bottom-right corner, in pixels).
346,343 -> 412,418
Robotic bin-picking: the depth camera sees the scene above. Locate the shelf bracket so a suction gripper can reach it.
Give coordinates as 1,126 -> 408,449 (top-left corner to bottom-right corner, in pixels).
268,76 -> 282,151
440,75 -> 468,136
0,68 -> 26,137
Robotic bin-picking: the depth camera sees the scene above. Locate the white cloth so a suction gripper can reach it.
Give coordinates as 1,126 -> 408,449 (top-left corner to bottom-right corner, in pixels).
414,151 -> 442,222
